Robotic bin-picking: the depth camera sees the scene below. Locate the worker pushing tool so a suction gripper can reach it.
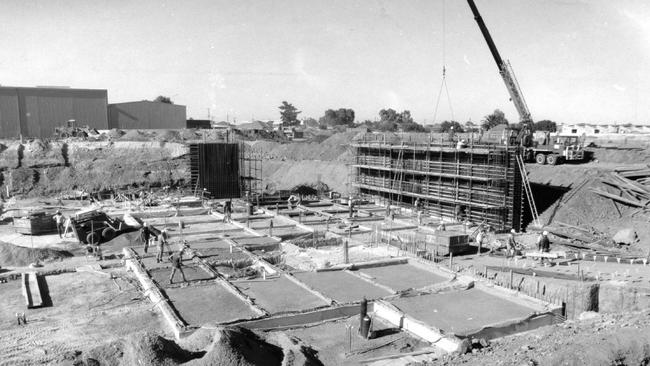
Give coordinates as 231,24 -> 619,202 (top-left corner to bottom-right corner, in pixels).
168,243 -> 188,284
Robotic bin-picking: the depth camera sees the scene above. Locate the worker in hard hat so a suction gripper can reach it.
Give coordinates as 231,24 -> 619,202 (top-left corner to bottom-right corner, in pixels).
538,231 -> 551,253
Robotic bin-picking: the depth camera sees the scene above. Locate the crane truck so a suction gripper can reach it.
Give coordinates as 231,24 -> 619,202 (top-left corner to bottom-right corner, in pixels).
467,0 -> 584,165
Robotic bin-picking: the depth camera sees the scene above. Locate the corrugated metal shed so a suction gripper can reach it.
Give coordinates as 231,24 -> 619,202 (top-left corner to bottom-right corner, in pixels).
108,101 -> 186,129
0,87 -> 108,139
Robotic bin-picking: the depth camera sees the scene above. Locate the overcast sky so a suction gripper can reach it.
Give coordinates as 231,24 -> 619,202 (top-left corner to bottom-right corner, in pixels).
1,0 -> 649,124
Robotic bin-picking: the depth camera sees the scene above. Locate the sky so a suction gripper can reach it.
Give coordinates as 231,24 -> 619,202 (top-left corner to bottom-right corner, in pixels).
1,0 -> 649,125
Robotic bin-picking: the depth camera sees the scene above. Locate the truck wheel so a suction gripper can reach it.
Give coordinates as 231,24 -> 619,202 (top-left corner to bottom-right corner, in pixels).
546,154 -> 558,165
102,227 -> 116,241
86,232 -> 100,245
535,154 -> 547,164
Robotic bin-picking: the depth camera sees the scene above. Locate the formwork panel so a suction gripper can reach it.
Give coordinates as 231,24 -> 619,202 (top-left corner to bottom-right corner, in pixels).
189,143 -> 241,199
352,135 -> 524,231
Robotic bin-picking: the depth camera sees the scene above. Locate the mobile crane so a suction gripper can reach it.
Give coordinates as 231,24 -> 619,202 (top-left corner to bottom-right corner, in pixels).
467,0 -> 584,165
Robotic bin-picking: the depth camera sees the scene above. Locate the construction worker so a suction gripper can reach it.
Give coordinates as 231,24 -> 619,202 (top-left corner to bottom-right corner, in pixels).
140,222 -> 152,254
168,246 -> 188,284
287,195 -> 300,210
53,210 -> 65,238
476,227 -> 486,255
222,200 -> 232,223
507,229 -> 518,258
156,229 -> 168,263
537,231 -> 551,265
348,196 -> 354,218
537,231 -> 550,253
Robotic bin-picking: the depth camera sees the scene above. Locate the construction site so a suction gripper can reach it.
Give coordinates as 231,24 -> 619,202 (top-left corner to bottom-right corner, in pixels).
2,1 -> 650,366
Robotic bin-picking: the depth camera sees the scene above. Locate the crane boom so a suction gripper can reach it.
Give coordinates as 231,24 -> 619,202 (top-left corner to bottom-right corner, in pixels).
466,0 -> 532,124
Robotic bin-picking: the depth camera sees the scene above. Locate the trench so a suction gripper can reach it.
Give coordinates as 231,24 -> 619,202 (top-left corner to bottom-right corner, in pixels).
522,183 -> 569,228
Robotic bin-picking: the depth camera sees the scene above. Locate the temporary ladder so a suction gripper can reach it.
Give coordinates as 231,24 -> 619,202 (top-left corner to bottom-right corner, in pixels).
515,153 -> 540,227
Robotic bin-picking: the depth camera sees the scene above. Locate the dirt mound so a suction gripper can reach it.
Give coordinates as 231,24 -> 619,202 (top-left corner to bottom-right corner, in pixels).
107,129 -> 125,139
66,332 -> 203,366
588,147 -> 650,164
439,310 -> 650,366
157,130 -> 181,142
0,241 -> 73,267
121,332 -> 203,365
187,326 -> 283,366
179,129 -> 200,141
119,130 -> 148,141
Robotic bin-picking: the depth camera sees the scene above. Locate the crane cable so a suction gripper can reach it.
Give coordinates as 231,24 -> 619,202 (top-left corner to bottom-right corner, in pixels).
432,0 -> 455,123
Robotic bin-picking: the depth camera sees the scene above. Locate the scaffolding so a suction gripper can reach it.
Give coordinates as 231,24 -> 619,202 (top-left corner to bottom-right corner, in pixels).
351,133 -> 524,231
188,142 -> 262,200
239,143 -> 263,198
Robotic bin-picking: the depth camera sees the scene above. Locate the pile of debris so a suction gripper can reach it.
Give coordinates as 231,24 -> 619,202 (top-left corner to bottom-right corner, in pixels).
591,166 -> 650,211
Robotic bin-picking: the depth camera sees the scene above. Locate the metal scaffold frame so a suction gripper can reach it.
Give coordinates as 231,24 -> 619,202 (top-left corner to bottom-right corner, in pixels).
351,133 -> 525,231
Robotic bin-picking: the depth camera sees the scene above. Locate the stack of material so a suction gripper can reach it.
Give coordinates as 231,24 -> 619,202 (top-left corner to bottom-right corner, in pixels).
12,211 -> 57,235
590,166 -> 650,209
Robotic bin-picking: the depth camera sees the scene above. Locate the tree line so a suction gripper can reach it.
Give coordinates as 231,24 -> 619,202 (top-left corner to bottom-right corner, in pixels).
276,101 -> 558,132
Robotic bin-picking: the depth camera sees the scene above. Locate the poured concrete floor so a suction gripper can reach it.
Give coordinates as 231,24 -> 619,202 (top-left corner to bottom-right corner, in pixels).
233,275 -> 329,313
390,288 -> 536,335
148,265 -> 215,287
293,270 -> 392,303
354,263 -> 448,291
165,283 -> 259,325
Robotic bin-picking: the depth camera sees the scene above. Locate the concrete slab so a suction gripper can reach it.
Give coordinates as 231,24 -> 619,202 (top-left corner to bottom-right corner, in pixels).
232,236 -> 280,245
164,283 -> 259,325
183,239 -> 230,250
198,248 -> 250,261
233,276 -> 329,314
148,265 -> 215,287
355,264 -> 448,292
293,271 -> 392,303
278,316 -> 430,366
389,288 -> 537,335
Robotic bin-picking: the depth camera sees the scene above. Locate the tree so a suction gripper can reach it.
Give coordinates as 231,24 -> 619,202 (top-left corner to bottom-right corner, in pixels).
379,108 -> 414,125
154,95 -> 173,104
481,109 -> 509,130
401,122 -> 426,132
319,108 -> 355,128
439,120 -> 465,133
279,101 -> 301,127
534,120 -> 557,132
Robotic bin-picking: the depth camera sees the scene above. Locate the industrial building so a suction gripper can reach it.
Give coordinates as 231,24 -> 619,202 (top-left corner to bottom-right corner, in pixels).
352,134 -> 525,231
108,101 -> 186,130
0,86 -> 108,139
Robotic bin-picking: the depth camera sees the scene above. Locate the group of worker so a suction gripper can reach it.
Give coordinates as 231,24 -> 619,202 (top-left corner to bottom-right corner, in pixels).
474,226 -> 552,261
139,222 -> 189,283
